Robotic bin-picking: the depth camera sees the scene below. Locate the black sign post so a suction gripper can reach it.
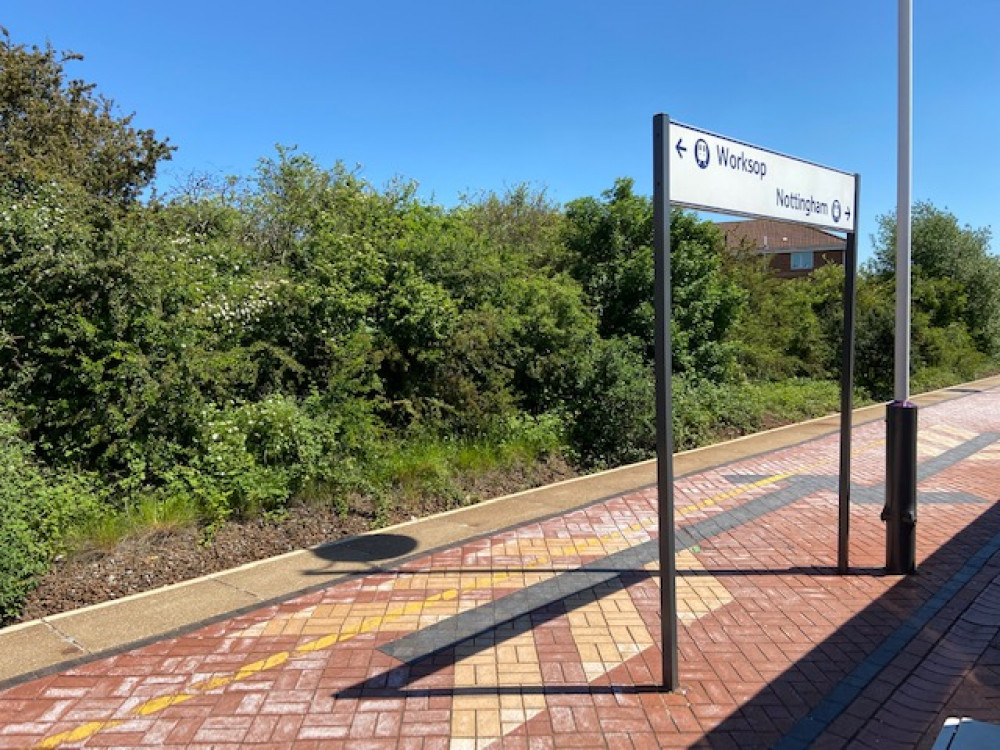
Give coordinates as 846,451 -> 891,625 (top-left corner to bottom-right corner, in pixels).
838,176 -> 860,574
652,114 -> 678,691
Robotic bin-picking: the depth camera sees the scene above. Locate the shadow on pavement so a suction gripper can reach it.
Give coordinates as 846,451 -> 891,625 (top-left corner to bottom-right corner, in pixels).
703,500 -> 1000,749
332,567 -> 655,698
310,532 -> 419,563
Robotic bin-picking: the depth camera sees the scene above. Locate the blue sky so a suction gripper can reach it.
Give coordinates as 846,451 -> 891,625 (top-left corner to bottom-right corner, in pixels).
5,1 -> 998,260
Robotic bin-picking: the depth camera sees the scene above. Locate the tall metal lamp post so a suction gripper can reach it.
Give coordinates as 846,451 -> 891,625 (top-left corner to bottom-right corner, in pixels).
883,0 -> 917,574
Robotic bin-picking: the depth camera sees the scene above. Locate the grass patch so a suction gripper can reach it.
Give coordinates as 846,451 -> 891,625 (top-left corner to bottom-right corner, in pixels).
673,377 -> 871,451
911,364 -> 999,396
367,414 -> 566,525
65,493 -> 201,552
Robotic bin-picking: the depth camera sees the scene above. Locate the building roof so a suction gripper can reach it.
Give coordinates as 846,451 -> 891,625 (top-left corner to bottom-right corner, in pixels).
717,219 -> 845,254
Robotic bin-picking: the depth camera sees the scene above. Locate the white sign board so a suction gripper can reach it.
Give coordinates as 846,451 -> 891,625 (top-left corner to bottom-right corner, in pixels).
669,121 -> 856,232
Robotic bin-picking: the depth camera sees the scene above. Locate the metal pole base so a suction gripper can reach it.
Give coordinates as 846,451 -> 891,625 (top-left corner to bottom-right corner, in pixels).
883,401 -> 918,574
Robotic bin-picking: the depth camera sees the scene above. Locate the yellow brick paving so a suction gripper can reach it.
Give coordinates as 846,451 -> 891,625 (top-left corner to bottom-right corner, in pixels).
444,552 -> 731,747
967,444 -> 1000,462
566,585 -> 656,685
33,533 -> 642,748
672,550 -> 734,623
449,629 -> 545,749
918,424 -> 975,454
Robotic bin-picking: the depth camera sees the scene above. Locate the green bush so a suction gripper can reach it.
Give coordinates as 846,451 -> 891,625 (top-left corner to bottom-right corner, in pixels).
673,377 -> 846,451
0,415 -> 103,622
567,337 -> 656,468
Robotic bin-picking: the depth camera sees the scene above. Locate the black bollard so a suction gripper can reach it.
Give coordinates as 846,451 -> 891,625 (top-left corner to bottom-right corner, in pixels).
883,400 -> 918,574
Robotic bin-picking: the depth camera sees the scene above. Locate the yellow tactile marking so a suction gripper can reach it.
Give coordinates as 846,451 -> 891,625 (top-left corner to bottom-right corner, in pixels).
35,437 -> 887,748
233,533 -> 650,641
671,438 -> 879,520
36,721 -> 125,748
927,424 -> 977,442
915,424 -> 1000,470
34,539 -> 615,749
35,581 -> 481,749
966,445 -> 1000,462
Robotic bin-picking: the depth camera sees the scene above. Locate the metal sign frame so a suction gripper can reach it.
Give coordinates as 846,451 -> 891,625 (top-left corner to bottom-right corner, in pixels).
653,113 -> 859,691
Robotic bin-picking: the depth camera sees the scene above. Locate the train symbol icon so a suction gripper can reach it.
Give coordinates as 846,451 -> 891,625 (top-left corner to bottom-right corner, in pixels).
694,139 -> 710,169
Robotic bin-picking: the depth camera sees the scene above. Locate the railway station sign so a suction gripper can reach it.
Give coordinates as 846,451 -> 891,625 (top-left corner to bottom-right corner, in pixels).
653,113 -> 859,691
669,121 -> 856,232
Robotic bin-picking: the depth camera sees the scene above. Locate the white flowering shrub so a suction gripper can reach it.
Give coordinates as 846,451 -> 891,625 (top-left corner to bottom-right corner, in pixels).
184,394 -> 372,523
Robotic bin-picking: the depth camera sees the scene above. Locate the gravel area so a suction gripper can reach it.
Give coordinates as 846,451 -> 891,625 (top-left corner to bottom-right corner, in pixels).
15,457 -> 576,624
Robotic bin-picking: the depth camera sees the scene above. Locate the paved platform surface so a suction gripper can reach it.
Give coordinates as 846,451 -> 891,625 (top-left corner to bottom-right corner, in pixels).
1,379 -> 999,748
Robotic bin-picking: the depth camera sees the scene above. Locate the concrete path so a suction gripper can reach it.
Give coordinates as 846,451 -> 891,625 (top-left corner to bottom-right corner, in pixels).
1,377 -> 999,748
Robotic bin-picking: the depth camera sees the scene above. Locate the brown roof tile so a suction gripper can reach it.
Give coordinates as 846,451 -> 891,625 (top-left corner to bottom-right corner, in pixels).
717,219 -> 845,253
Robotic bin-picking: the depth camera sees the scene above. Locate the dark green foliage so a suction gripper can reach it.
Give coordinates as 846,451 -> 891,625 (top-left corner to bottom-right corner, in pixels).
566,337 -> 655,467
669,212 -> 745,381
0,28 -> 172,207
851,278 -> 895,398
563,178 -> 655,343
562,178 -> 745,381
871,203 -> 1000,358
730,261 -> 843,381
854,204 -> 999,398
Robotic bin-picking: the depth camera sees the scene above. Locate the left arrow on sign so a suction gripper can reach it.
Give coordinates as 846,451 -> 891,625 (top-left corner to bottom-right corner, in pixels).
675,139 -> 687,159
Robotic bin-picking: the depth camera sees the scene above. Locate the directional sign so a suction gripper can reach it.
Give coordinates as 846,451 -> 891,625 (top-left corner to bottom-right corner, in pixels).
669,121 -> 856,232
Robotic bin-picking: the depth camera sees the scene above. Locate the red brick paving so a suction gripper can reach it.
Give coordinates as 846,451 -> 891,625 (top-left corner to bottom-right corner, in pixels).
1,390 -> 999,748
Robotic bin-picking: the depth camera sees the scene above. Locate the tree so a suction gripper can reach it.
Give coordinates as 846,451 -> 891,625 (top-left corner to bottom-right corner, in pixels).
0,27 -> 172,469
870,202 -> 1000,357
562,178 -> 744,381
563,178 -> 654,343
0,27 -> 173,206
